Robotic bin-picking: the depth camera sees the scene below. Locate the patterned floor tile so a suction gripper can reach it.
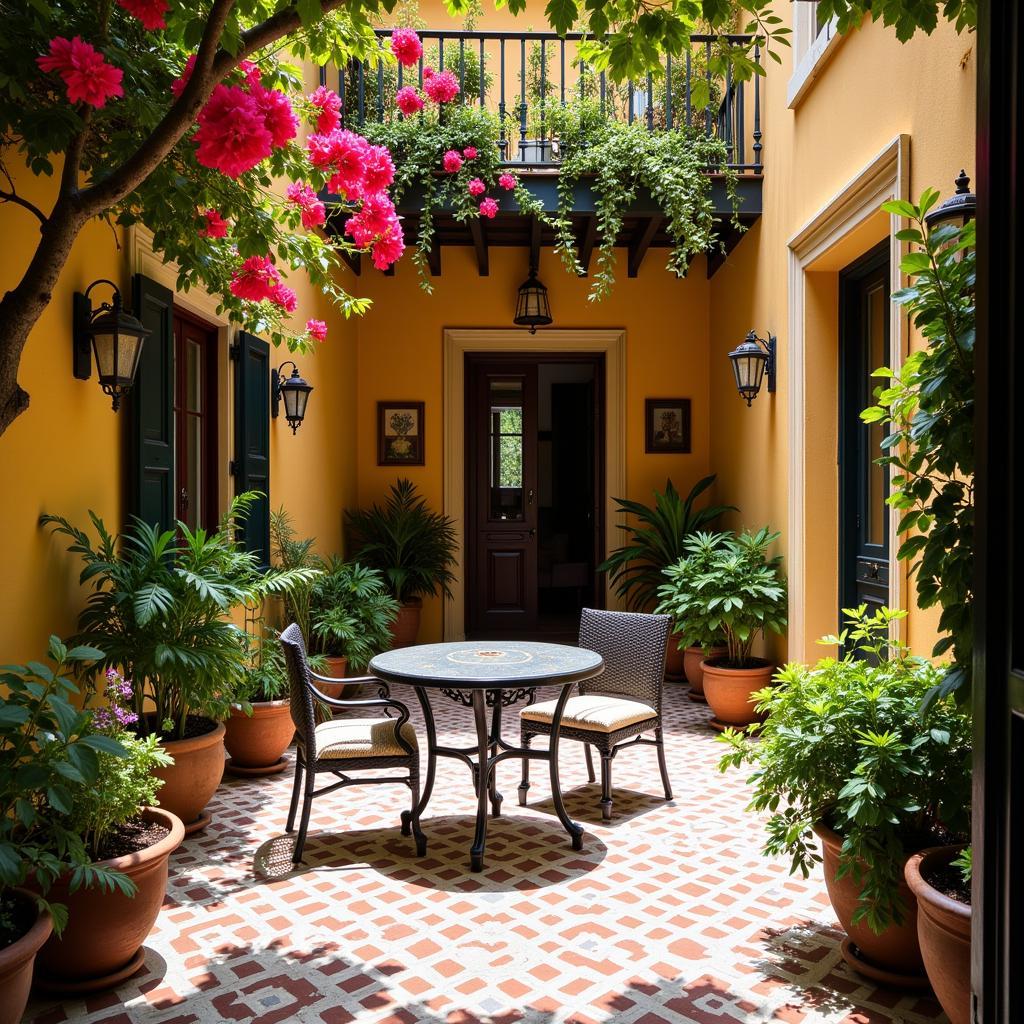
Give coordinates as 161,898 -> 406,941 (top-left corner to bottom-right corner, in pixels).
25,683 -> 948,1023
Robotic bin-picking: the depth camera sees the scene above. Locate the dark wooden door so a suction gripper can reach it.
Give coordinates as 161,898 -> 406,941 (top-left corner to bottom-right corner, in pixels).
466,359 -> 539,636
839,244 -> 890,625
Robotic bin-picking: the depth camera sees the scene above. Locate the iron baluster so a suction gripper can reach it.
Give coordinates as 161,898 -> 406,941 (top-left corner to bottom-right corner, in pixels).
358,59 -> 366,126
753,42 -> 762,173
560,39 -> 566,106
337,65 -> 345,126
519,36 -> 527,162
479,39 -> 485,106
736,61 -> 745,167
628,80 -> 634,123
704,40 -> 712,138
646,71 -> 654,130
685,48 -> 691,128
376,41 -> 384,121
499,39 -> 507,159
459,38 -> 466,102
600,69 -> 606,116
724,59 -> 732,163
540,38 -> 547,151
666,54 -> 672,129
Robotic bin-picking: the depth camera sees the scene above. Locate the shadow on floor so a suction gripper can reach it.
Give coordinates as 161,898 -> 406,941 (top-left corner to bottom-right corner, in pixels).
525,784 -> 674,826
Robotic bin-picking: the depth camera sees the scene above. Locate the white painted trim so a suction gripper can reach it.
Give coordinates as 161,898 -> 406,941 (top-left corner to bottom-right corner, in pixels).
786,135 -> 910,657
788,14 -> 844,109
442,329 -> 627,641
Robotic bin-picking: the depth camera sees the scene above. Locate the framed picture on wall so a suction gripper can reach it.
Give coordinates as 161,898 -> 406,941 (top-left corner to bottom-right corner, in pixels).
645,398 -> 691,454
377,401 -> 425,466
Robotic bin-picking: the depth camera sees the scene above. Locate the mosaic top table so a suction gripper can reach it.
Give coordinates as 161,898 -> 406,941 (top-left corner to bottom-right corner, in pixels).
369,641 -> 604,871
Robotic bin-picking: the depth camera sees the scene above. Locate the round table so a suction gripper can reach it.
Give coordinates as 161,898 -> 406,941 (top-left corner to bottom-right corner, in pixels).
369,641 -> 604,871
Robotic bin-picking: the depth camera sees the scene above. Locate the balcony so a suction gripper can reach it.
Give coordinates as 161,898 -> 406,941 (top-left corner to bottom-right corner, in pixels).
321,30 -> 764,278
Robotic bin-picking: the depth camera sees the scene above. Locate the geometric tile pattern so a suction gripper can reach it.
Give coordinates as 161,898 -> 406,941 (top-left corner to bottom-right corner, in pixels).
26,682 -> 948,1024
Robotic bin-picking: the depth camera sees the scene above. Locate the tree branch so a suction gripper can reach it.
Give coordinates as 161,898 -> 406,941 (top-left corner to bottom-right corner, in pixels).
0,164 -> 47,225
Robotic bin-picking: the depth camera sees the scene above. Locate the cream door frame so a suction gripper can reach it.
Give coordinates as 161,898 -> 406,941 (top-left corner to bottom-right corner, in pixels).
442,328 -> 627,641
786,135 -> 910,658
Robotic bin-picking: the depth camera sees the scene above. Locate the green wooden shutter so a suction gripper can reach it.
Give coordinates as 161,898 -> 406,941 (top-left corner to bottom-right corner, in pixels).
233,332 -> 271,566
128,274 -> 174,532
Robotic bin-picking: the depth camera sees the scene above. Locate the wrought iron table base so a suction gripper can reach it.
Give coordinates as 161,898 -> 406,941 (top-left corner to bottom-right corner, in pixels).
411,683 -> 583,872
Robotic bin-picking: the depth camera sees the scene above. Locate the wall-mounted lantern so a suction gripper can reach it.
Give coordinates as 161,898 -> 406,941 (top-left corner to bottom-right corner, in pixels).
72,280 -> 149,411
924,170 -> 976,232
513,265 -> 552,334
272,361 -> 313,434
728,330 -> 777,406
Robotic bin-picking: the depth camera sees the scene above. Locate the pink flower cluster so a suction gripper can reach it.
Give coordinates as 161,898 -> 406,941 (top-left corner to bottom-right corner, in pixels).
463,146 -> 478,160
192,61 -> 297,178
442,150 -> 463,173
116,0 -> 169,30
286,181 -> 327,229
309,85 -> 342,134
91,669 -> 138,733
499,173 -> 518,191
390,29 -> 423,68
479,197 -> 498,218
344,194 -> 405,270
395,86 -> 424,116
306,319 -> 328,342
37,36 -> 124,109
229,254 -> 296,312
468,177 -> 486,197
423,68 -> 459,104
198,208 -> 228,238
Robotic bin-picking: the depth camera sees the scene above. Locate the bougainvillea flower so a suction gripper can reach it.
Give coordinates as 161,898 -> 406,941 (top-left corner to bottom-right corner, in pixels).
395,86 -> 424,116
479,197 -> 498,218
270,283 -> 298,313
424,69 -> 459,104
372,225 -> 405,270
306,319 -> 328,342
254,86 -> 298,148
467,177 -> 486,197
325,130 -> 370,198
363,145 -> 395,195
238,60 -> 263,90
171,53 -> 197,99
230,254 -> 281,302
309,85 -> 342,133
37,36 -> 124,109
286,181 -> 327,229
345,193 -> 399,247
390,28 -> 423,68
463,146 -> 478,160
194,84 -> 273,177
498,172 -> 518,191
116,0 -> 169,30
442,150 -> 463,173
198,208 -> 228,238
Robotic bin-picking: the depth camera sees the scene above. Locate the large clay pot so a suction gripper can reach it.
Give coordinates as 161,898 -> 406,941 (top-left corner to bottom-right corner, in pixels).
0,890 -> 52,1024
906,846 -> 971,1023
224,701 -> 295,777
33,808 -> 185,994
389,599 -> 422,649
315,656 -> 361,700
152,719 -> 225,835
683,645 -> 728,702
665,639 -> 686,682
815,821 -> 927,986
701,657 -> 773,730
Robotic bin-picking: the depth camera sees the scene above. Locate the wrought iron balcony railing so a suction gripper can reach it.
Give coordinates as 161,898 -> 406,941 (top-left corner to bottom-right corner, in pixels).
323,29 -> 763,174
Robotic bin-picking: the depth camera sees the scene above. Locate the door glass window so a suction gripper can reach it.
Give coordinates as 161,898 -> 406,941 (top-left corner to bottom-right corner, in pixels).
865,281 -> 888,548
489,379 -> 524,520
173,316 -> 216,531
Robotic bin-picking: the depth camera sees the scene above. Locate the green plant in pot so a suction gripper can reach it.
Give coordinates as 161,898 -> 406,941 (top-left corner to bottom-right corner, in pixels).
599,475 -> 735,684
345,479 -> 458,648
718,606 -> 972,986
657,527 -> 786,730
43,493 -> 317,834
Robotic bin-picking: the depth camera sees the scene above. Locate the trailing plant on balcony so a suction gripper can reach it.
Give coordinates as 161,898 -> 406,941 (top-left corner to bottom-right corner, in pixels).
718,606 -> 972,933
861,191 -> 975,704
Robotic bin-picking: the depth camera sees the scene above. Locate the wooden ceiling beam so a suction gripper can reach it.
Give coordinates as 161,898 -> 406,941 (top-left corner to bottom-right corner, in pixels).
628,215 -> 663,278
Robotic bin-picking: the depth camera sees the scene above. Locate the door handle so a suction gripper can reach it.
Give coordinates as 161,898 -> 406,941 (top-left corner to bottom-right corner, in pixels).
868,561 -> 880,580
527,488 -> 534,505
529,528 -> 536,538
179,487 -> 190,512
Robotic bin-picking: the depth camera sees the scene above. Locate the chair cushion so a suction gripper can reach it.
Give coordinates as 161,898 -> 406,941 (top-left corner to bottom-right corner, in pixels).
520,694 -> 657,733
314,717 -> 418,760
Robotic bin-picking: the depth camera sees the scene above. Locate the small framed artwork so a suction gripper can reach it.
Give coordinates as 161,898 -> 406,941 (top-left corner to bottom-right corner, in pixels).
645,398 -> 692,454
377,401 -> 425,466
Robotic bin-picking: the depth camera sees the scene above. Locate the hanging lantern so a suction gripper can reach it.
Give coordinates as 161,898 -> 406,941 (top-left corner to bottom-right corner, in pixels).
272,361 -> 313,434
513,268 -> 552,334
728,330 -> 777,406
924,170 -> 976,232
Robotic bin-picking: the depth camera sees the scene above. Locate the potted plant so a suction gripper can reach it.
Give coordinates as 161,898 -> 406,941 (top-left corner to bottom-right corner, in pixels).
719,607 -> 972,986
345,479 -> 458,647
33,667 -> 183,994
0,639 -> 137,1019
599,475 -> 735,681
43,494 -> 316,834
658,528 -> 786,728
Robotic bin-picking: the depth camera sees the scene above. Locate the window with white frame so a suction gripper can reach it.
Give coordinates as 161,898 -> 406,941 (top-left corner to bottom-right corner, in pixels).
788,1 -> 842,107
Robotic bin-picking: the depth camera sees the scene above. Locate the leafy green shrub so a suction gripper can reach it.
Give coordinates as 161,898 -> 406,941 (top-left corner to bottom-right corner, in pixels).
718,606 -> 972,933
657,528 -> 787,667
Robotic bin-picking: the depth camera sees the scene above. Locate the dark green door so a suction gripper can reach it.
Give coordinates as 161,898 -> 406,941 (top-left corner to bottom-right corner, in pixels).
233,332 -> 271,566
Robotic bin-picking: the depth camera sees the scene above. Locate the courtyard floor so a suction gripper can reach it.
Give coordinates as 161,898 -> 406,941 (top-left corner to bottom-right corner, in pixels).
26,682 -> 948,1024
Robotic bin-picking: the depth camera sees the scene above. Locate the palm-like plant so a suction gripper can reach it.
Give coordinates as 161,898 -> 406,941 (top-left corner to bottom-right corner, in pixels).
345,479 -> 459,603
598,475 -> 736,611
42,494 -> 319,740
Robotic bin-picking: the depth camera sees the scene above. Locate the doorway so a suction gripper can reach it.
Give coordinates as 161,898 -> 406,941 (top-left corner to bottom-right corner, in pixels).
838,242 -> 890,629
465,353 -> 604,639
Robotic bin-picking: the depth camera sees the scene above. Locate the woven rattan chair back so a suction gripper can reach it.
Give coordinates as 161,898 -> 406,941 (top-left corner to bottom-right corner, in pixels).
279,623 -> 318,755
577,608 -> 671,712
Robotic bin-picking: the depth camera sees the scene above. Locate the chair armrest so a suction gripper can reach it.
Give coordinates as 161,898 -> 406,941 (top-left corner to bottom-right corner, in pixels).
306,674 -> 407,717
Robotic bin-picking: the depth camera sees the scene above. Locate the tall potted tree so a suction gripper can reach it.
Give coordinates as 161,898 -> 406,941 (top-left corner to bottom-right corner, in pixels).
658,528 -> 786,729
345,479 -> 458,647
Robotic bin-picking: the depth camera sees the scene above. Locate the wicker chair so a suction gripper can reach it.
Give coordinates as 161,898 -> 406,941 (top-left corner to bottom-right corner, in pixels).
518,608 -> 673,821
279,623 -> 425,864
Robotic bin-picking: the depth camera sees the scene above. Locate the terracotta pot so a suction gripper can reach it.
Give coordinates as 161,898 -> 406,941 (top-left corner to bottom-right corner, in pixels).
224,701 -> 295,775
701,657 -> 773,729
389,599 -> 422,649
33,808 -> 185,994
152,719 -> 225,834
0,890 -> 52,1024
815,821 -> 927,984
683,645 -> 728,698
315,656 -> 361,700
906,846 -> 971,1023
665,639 -> 686,681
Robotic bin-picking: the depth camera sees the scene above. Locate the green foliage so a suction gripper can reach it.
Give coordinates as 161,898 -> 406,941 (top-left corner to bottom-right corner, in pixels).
234,625 -> 290,708
861,192 -> 975,703
599,475 -> 735,611
717,606 -> 972,933
953,845 -> 972,884
42,493 -> 319,740
814,0 -> 975,41
656,527 -> 786,666
0,638 -> 134,935
346,478 -> 459,603
549,101 -> 741,300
